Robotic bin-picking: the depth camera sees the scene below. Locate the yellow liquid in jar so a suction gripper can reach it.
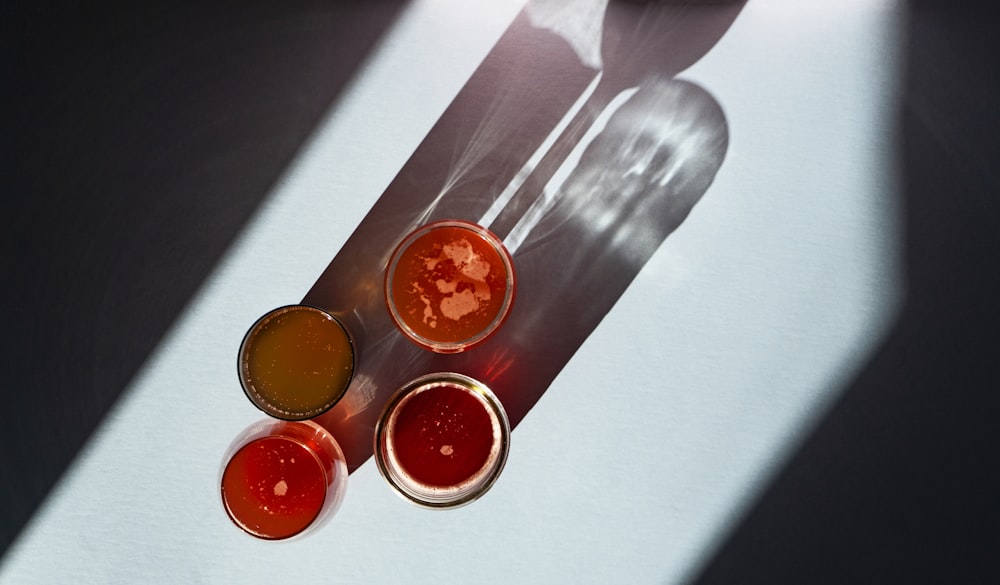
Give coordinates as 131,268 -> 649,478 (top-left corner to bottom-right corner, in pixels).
241,306 -> 354,419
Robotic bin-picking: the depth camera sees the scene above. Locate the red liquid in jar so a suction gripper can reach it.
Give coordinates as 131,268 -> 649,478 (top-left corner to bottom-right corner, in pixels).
389,223 -> 512,349
221,435 -> 328,540
390,383 -> 496,488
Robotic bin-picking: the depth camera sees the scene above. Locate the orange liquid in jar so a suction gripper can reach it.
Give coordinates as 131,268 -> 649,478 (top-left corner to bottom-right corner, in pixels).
240,306 -> 354,420
388,222 -> 514,352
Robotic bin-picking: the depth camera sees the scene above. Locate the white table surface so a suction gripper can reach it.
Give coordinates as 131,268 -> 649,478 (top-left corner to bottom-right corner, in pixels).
0,1 -> 905,583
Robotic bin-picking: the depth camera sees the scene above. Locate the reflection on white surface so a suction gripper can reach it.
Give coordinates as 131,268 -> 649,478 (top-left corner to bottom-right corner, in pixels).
0,1 -> 904,584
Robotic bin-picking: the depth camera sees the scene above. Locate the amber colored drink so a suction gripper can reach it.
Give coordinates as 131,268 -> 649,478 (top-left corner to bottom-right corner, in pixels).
385,220 -> 515,353
239,305 -> 354,420
220,420 -> 347,540
374,373 -> 510,508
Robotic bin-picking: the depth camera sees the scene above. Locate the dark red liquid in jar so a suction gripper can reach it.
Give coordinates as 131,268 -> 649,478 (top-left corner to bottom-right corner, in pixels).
390,383 -> 496,488
221,435 -> 329,540
388,222 -> 513,351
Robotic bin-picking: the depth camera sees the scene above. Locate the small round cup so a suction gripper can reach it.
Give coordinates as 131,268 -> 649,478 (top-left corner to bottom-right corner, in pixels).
385,220 -> 515,353
374,372 -> 511,509
238,305 -> 355,421
220,419 -> 348,540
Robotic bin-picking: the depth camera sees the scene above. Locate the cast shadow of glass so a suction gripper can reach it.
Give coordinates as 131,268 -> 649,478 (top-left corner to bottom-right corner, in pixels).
303,0 -> 746,472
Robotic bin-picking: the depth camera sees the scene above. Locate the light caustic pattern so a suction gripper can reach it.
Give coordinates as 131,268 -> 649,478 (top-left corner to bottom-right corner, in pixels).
511,78 -> 727,260
487,76 -> 727,261
412,80 -> 531,230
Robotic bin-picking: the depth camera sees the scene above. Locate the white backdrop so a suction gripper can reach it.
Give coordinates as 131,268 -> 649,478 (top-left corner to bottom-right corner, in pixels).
1,1 -> 904,583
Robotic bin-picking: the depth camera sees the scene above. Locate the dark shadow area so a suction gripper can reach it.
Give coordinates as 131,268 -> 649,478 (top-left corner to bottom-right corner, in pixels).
1,0 -> 406,558
689,4 -> 1000,583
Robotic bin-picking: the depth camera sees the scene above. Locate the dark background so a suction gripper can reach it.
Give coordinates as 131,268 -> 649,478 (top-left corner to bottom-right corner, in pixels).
691,4 -> 1000,583
2,0 -> 408,557
3,1 -> 998,581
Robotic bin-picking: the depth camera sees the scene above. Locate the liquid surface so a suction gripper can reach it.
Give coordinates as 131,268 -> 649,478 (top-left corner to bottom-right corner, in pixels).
390,224 -> 511,347
221,436 -> 327,540
242,306 -> 353,418
390,384 -> 496,488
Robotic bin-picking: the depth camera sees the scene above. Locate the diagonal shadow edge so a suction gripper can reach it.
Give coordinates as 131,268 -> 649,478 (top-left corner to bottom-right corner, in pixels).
686,4 -> 1000,583
1,0 -> 408,560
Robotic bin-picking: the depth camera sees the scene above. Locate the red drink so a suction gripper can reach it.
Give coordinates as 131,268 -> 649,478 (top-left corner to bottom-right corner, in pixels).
385,220 -> 515,353
392,381 -> 495,487
374,373 -> 510,508
221,420 -> 347,540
